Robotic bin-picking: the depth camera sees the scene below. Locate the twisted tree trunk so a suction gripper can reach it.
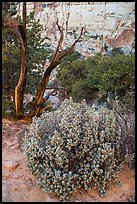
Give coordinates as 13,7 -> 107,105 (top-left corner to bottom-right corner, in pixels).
28,23 -> 84,117
14,2 -> 27,115
3,10 -> 84,119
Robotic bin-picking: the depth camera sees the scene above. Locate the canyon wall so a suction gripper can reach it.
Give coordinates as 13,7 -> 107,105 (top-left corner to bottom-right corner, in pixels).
18,2 -> 135,57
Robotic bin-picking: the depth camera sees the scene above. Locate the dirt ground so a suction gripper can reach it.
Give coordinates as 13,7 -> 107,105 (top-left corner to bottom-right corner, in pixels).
2,119 -> 135,202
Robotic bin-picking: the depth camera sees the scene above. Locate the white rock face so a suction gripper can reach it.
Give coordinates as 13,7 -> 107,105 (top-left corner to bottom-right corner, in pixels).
18,2 -> 135,56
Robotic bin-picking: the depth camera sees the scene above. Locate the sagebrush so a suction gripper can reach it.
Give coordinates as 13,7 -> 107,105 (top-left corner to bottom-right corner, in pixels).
24,98 -> 134,202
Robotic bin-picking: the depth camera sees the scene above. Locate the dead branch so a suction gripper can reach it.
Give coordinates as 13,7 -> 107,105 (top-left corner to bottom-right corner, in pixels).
53,26 -> 84,63
45,89 -> 58,100
39,103 -> 52,115
56,19 -> 63,50
51,21 -> 84,64
59,26 -> 84,59
52,19 -> 64,61
65,11 -> 70,37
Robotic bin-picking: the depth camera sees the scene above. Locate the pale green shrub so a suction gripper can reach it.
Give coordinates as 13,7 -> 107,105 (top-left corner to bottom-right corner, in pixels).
24,98 -> 133,202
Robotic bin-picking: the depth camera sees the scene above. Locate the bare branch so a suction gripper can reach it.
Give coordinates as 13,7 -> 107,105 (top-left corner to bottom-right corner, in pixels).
52,19 -> 64,61
27,24 -> 84,117
45,89 -> 57,100
39,103 -> 52,115
54,26 -> 84,62
56,19 -> 63,50
60,26 -> 84,58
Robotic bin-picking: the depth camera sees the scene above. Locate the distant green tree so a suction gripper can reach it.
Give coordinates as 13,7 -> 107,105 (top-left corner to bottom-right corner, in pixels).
2,2 -> 19,115
2,11 -> 53,116
2,12 -> 53,96
57,54 -> 102,102
3,5 -> 84,118
96,54 -> 135,95
25,12 -> 53,94
111,47 -> 124,56
57,53 -> 135,103
2,2 -> 18,94
2,2 -> 17,17
57,51 -> 83,95
2,28 -> 20,94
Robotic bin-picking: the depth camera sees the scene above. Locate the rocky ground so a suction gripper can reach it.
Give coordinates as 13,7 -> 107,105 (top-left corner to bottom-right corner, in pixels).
2,119 -> 135,202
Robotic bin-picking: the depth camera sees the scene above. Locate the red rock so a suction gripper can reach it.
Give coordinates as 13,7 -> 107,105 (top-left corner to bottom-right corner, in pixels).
108,29 -> 135,47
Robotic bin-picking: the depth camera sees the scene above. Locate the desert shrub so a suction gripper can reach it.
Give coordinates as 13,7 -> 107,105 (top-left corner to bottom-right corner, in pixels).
109,91 -> 135,168
24,98 -> 134,202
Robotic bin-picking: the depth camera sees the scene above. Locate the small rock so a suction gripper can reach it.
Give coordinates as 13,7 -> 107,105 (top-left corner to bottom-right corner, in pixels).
7,142 -> 14,148
46,197 -> 59,202
14,182 -> 28,191
14,180 -> 34,191
74,199 -> 82,202
12,175 -> 21,179
26,181 -> 33,188
3,160 -> 19,170
2,173 -> 11,180
13,143 -> 20,148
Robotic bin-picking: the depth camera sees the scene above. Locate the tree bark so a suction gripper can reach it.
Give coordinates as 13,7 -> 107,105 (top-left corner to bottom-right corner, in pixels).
17,2 -> 21,17
14,2 -> 27,115
3,11 -> 84,118
28,24 -> 84,117
28,61 -> 59,117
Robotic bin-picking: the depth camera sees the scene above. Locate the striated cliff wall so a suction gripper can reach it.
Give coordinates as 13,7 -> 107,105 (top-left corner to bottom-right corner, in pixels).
18,2 -> 135,57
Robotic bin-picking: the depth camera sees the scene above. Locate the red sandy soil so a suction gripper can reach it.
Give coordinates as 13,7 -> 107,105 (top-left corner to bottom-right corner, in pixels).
2,119 -> 135,202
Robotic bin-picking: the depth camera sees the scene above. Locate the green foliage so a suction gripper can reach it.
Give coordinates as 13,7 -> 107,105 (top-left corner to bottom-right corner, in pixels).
25,12 -> 53,93
111,47 -> 124,56
2,3 -> 19,93
2,95 -> 15,118
2,2 -> 17,17
2,98 -> 10,117
96,54 -> 135,94
57,51 -> 83,93
57,53 -> 135,102
2,11 -> 53,95
2,33 -> 20,92
24,98 -> 133,202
